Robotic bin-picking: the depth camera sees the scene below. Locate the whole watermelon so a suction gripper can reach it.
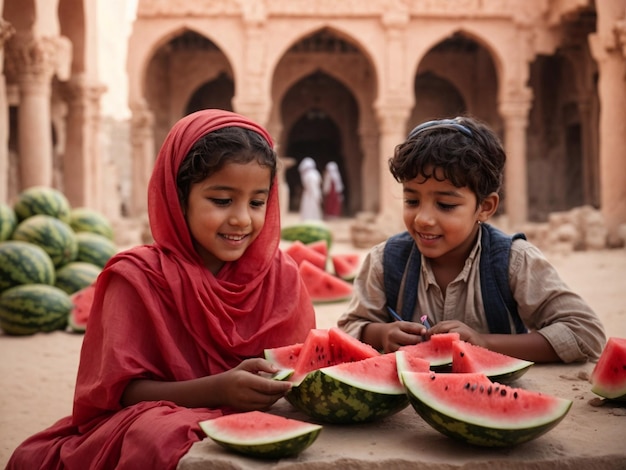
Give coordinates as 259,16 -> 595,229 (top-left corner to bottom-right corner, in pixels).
54,261 -> 101,295
0,241 -> 56,292
0,284 -> 71,335
69,207 -> 114,241
13,186 -> 72,223
0,203 -> 17,241
12,214 -> 78,268
75,232 -> 117,268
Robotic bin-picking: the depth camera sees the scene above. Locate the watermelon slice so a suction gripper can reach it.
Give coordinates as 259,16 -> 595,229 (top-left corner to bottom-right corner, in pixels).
401,371 -> 573,447
306,239 -> 328,259
285,240 -> 326,270
290,329 -> 333,384
264,343 -> 303,370
328,327 -> 379,363
199,411 -> 322,459
398,332 -> 461,369
298,260 -> 353,304
331,253 -> 361,281
286,353 -> 410,423
451,340 -> 534,383
590,337 -> 626,401
68,283 -> 96,333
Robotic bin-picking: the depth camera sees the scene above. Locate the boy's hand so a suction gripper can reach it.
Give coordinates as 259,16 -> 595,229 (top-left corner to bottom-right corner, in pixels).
216,358 -> 292,411
381,321 -> 428,353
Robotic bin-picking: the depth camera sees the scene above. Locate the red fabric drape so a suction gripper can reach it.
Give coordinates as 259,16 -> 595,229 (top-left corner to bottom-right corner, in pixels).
7,110 -> 316,470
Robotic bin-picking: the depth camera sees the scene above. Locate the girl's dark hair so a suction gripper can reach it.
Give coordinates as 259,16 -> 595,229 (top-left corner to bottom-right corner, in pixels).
388,116 -> 505,204
176,126 -> 277,208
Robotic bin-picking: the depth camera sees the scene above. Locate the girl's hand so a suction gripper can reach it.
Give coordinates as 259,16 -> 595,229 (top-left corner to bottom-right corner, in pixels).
429,320 -> 486,348
216,358 -> 292,411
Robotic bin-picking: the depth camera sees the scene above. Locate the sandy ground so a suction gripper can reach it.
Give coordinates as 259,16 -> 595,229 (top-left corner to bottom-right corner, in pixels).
1,218 -> 625,467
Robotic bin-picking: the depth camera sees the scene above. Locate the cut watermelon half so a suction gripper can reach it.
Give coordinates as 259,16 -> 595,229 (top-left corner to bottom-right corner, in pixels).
298,259 -> 353,304
331,253 -> 361,281
199,411 -> 322,459
398,332 -> 461,369
590,337 -> 626,401
401,371 -> 572,447
451,340 -> 533,383
285,240 -> 326,270
68,283 -> 96,333
287,353 -> 410,423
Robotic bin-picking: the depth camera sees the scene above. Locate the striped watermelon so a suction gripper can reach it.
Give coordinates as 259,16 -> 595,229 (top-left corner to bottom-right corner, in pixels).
12,215 -> 78,268
13,186 -> 72,223
0,203 -> 17,241
54,261 -> 101,295
0,241 -> 56,292
0,284 -> 71,335
69,207 -> 114,240
75,232 -> 117,268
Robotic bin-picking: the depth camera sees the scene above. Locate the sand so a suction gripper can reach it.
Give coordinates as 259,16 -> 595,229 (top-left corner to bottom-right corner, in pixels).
1,221 -> 625,468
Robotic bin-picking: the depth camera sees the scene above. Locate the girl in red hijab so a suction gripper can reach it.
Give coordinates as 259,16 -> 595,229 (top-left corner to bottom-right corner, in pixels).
8,109 -> 316,469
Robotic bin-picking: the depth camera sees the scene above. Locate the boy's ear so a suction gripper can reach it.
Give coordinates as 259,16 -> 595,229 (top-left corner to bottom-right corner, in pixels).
478,192 -> 499,222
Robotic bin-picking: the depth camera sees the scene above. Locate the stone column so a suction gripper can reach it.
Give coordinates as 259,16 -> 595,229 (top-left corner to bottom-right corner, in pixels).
0,19 -> 15,203
374,104 -> 412,234
129,102 -> 155,216
62,74 -> 107,209
4,34 -> 71,190
499,88 -> 532,230
589,9 -> 626,246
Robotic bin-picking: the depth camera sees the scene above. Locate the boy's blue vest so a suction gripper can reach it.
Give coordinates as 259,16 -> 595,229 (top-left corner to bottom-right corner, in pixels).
382,224 -> 527,334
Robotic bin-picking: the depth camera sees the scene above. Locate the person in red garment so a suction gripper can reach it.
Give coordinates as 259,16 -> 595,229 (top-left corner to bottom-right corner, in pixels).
7,109 -> 316,469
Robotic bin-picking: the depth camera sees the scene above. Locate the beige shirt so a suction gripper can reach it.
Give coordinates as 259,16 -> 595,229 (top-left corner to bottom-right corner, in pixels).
337,231 -> 606,362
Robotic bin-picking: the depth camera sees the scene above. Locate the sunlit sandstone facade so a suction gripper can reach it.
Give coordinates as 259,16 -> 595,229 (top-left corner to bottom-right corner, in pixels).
1,1 -> 625,245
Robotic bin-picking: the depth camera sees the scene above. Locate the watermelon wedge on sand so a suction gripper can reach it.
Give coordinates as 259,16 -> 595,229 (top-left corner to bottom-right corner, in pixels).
284,240 -> 326,270
199,411 -> 322,459
401,371 -> 572,447
590,337 -> 626,401
451,340 -> 534,383
331,253 -> 361,281
297,260 -> 353,303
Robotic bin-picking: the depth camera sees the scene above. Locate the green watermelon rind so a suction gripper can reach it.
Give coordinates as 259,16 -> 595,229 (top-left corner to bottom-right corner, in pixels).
401,371 -> 572,447
286,367 -> 409,424
75,232 -> 117,268
0,283 -> 71,335
199,413 -> 322,459
13,186 -> 72,223
280,222 -> 333,248
69,207 -> 115,240
12,214 -> 78,269
54,261 -> 101,295
0,203 -> 17,241
0,240 -> 56,292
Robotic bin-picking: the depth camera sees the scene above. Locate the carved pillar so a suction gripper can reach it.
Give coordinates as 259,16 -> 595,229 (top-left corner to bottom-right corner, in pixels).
129,102 -> 155,216
499,87 -> 533,229
61,75 -> 107,209
374,103 -> 412,233
4,33 -> 71,191
0,19 -> 15,203
589,12 -> 626,246
357,121 -> 380,213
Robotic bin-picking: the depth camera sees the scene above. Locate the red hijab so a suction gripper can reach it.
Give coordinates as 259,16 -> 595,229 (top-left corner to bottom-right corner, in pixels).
71,109 -> 315,422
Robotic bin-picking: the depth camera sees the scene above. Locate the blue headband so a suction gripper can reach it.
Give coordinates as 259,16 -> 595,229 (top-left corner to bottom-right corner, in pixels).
408,118 -> 473,139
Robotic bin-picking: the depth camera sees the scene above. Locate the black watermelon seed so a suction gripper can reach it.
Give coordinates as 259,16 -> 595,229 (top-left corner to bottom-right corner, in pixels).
460,351 -> 465,357
514,391 -> 518,399
479,385 -> 484,393
500,389 -> 507,396
464,382 -> 471,389
470,384 -> 477,391
487,386 -> 493,395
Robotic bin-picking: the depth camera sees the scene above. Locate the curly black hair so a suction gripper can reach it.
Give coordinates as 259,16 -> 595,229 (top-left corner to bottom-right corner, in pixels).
388,116 -> 505,205
176,126 -> 277,209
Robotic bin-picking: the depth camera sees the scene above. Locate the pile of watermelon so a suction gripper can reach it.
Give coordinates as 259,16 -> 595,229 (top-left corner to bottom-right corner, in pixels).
0,186 -> 117,336
281,222 -> 361,303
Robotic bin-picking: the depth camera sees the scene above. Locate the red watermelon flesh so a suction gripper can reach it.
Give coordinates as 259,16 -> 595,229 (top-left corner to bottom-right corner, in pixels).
323,352 -> 407,394
329,327 -> 379,363
68,283 -> 96,333
306,239 -> 328,259
290,329 -> 333,384
451,340 -> 534,383
395,350 -> 432,381
331,253 -> 361,281
264,343 -> 303,370
591,337 -> 626,401
399,332 -> 461,369
285,241 -> 326,270
298,260 -> 353,303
